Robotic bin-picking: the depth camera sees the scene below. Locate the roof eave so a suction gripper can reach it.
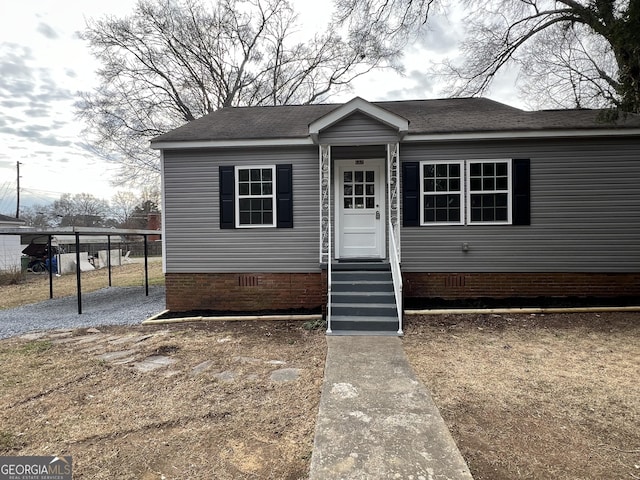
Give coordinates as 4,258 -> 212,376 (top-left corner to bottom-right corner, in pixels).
405,128 -> 640,142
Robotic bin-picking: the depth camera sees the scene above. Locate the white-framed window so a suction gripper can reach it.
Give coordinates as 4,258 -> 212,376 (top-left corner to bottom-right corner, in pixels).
235,165 -> 276,227
420,160 -> 464,225
466,159 -> 512,224
419,159 -> 513,226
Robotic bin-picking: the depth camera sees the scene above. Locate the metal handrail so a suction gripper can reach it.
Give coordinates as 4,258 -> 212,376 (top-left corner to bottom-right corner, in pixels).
388,221 -> 403,335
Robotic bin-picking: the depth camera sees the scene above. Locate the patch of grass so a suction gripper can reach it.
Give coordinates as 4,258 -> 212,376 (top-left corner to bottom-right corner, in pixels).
20,340 -> 52,355
302,319 -> 326,331
0,259 -> 164,310
0,430 -> 24,451
0,267 -> 25,286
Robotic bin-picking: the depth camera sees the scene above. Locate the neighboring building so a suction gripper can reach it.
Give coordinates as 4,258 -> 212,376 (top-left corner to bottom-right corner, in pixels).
152,97 -> 640,334
0,214 -> 26,272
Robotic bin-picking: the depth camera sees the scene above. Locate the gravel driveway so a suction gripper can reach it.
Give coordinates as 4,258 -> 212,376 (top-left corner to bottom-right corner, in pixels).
0,286 -> 166,340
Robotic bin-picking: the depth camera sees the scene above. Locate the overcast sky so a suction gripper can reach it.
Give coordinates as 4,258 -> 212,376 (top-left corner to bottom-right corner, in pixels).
0,0 -> 523,216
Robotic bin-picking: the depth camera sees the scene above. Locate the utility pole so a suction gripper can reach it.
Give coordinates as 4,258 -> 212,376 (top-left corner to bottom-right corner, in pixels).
16,161 -> 21,219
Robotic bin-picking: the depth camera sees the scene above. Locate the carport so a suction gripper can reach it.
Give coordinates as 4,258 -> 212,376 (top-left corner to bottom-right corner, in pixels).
0,226 -> 161,314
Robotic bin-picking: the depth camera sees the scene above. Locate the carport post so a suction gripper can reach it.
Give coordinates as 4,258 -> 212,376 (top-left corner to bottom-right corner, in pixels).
75,232 -> 82,314
144,234 -> 149,296
107,235 -> 112,287
47,235 -> 53,299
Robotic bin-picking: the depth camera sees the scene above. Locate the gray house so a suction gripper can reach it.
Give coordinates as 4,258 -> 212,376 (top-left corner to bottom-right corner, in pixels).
151,97 -> 640,335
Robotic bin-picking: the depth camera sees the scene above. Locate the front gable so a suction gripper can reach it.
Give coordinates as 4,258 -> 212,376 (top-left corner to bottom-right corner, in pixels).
309,97 -> 409,145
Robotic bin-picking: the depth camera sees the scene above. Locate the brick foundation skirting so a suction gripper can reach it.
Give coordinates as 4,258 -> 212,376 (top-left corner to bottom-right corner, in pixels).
165,272 -> 326,312
403,272 -> 640,299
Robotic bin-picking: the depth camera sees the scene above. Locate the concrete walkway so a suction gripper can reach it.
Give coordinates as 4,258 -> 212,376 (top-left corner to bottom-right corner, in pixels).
309,336 -> 473,480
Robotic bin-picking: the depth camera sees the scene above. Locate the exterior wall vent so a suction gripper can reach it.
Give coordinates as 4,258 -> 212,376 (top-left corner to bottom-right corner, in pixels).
444,275 -> 466,288
238,275 -> 260,287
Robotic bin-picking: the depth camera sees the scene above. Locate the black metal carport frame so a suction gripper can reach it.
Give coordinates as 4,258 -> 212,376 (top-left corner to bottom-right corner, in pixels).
0,226 -> 161,314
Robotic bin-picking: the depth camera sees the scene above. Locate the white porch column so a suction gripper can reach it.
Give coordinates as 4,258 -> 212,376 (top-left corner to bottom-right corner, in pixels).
319,144 -> 331,264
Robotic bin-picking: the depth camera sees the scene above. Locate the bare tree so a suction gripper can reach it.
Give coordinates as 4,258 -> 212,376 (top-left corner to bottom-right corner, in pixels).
78,0 -> 398,185
52,193 -> 111,227
110,191 -> 140,225
335,0 -> 640,113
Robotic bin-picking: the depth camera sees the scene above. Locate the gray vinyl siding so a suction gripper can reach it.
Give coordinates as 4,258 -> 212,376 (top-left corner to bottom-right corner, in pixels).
400,137 -> 640,272
163,146 -> 320,273
319,112 -> 399,145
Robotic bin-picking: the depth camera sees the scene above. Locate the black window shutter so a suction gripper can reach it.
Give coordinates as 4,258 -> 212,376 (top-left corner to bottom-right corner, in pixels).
219,166 -> 235,229
402,162 -> 420,226
276,164 -> 293,228
512,158 -> 531,225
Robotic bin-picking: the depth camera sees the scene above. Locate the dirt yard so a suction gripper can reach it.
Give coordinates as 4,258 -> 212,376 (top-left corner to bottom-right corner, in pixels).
404,312 -> 640,480
2,268 -> 639,479
0,321 -> 325,479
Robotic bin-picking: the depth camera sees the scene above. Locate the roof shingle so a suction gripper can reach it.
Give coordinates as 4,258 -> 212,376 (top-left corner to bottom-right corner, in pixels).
152,97 -> 640,144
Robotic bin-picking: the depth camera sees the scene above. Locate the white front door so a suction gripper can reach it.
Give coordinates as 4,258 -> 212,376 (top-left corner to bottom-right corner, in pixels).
336,159 -> 386,259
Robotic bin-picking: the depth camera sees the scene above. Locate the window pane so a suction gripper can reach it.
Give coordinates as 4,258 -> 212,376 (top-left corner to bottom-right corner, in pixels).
470,163 -> 481,176
496,162 -> 508,176
263,212 -> 273,224
344,198 -> 353,209
424,195 -> 435,209
470,178 -> 482,191
344,171 -> 352,182
483,178 -> 495,191
449,179 -> 460,191
471,208 -> 481,222
436,164 -> 447,177
262,168 -> 272,181
449,164 -> 460,177
435,179 -> 447,192
366,198 -> 375,208
450,208 -> 460,221
483,163 -> 494,176
250,169 -> 261,181
425,209 -> 435,222
344,185 -> 353,196
424,179 -> 435,192
449,195 -> 460,207
355,197 -> 364,208
250,198 -> 261,210
262,182 -> 272,195
483,207 -> 495,222
239,169 -> 249,181
239,212 -> 250,224
239,199 -> 250,211
355,184 -> 363,195
423,164 -> 434,177
435,195 -> 447,207
355,171 -> 363,183
496,177 -> 508,190
251,183 -> 261,195
251,211 -> 262,224
496,194 -> 508,207
263,198 -> 272,211
435,209 -> 447,222
239,183 -> 249,195
495,208 -> 508,221
366,171 -> 374,182
365,184 -> 375,195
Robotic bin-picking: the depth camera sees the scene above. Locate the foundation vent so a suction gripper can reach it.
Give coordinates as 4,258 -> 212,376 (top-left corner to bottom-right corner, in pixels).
444,275 -> 466,288
238,275 -> 259,287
